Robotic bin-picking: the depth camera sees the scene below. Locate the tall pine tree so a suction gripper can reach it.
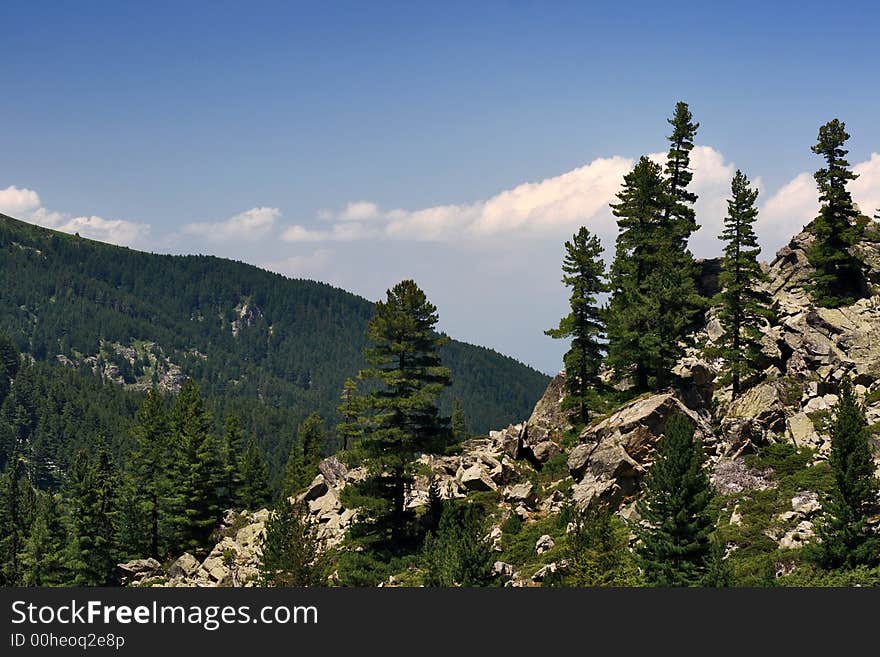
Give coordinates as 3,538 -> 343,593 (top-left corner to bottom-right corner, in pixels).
806,119 -> 867,307
336,378 -> 363,452
545,226 -> 607,428
65,438 -> 117,586
636,413 -> 715,586
219,414 -> 246,510
282,413 -> 326,496
717,170 -> 773,398
0,449 -> 33,585
128,388 -> 170,558
811,377 -> 880,569
21,491 -> 67,586
607,156 -> 693,389
343,280 -> 452,554
169,379 -> 222,554
236,438 -> 272,511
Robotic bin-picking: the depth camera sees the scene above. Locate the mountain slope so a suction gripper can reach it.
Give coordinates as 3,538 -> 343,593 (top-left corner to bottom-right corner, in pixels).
0,213 -> 549,438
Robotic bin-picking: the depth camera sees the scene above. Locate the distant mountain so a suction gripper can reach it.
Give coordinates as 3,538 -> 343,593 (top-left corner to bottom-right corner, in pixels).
0,213 -> 550,446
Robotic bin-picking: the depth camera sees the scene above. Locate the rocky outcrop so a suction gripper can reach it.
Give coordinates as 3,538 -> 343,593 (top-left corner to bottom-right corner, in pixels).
568,392 -> 714,508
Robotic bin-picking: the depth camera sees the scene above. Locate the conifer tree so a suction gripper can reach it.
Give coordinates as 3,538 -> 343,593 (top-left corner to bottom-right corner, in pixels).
0,449 -> 32,585
336,378 -> 364,452
282,413 -> 326,496
219,414 -> 246,509
807,119 -> 867,307
607,157 -> 697,389
545,226 -> 607,427
636,413 -> 715,586
663,101 -> 700,244
451,399 -> 468,442
65,438 -> 117,586
343,280 -> 452,553
717,170 -> 773,398
128,388 -> 169,558
564,501 -> 639,586
422,501 -> 495,587
236,438 -> 272,510
812,377 -> 880,569
21,491 -> 67,586
169,379 -> 221,553
259,498 -> 325,587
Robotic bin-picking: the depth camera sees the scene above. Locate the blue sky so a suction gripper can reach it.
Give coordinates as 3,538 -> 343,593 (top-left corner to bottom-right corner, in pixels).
2,1 -> 879,374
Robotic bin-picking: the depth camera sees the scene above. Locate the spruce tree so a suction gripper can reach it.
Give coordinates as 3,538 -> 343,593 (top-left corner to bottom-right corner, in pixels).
219,414 -> 246,509
343,279 -> 452,553
65,438 -> 117,586
21,491 -> 67,586
259,498 -> 325,587
636,413 -> 715,586
169,379 -> 222,553
545,226 -> 607,427
451,399 -> 468,442
564,501 -> 639,586
717,170 -> 773,398
282,413 -> 326,496
236,438 -> 271,510
806,119 -> 867,307
0,449 -> 32,585
336,378 -> 364,452
128,388 -> 170,558
607,156 -> 697,389
663,101 -> 700,244
812,377 -> 880,569
421,501 -> 495,587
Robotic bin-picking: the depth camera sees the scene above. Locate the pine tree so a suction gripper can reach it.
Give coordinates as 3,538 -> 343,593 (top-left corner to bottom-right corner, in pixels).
65,438 -> 118,586
811,377 -> 880,569
236,438 -> 272,511
717,170 -> 773,398
169,379 -> 222,554
545,226 -> 608,427
663,101 -> 700,245
564,501 -> 639,586
21,491 -> 67,586
336,378 -> 364,452
636,413 -> 715,586
219,414 -> 246,509
259,498 -> 325,587
0,449 -> 32,585
422,501 -> 495,587
451,399 -> 468,442
128,388 -> 170,558
282,413 -> 326,496
806,119 -> 867,307
607,156 -> 699,389
343,279 -> 452,553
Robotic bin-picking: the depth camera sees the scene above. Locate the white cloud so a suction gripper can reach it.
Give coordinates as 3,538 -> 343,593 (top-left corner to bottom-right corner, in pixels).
262,249 -> 333,278
182,206 -> 279,241
853,152 -> 880,219
0,185 -> 41,216
756,172 -> 818,256
338,201 -> 382,221
282,146 -> 738,257
754,153 -> 880,258
0,185 -> 150,247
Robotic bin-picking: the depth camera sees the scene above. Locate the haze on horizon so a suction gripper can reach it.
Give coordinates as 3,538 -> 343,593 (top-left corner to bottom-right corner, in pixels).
1,1 -> 879,375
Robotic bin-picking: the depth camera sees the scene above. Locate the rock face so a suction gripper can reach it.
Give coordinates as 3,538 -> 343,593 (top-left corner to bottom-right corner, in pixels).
568,392 -> 715,508
702,229 -> 880,465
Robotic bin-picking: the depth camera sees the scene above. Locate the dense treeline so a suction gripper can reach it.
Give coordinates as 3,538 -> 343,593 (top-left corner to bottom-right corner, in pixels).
0,213 -> 549,438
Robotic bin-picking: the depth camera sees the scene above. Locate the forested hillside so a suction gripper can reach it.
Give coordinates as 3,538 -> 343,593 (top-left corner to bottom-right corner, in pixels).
0,212 -> 549,460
